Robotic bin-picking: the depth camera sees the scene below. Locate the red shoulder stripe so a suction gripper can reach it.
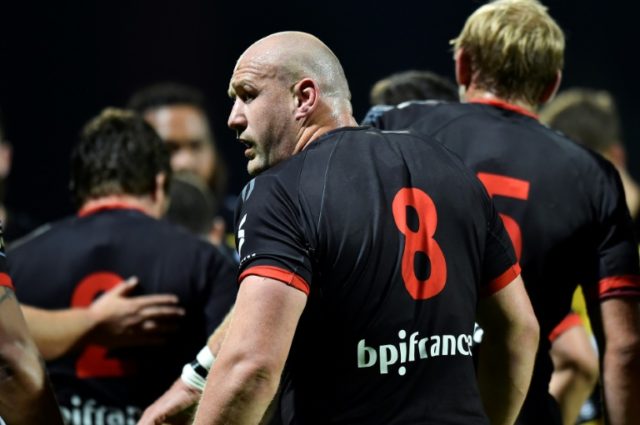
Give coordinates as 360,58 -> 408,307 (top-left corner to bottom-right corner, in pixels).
239,265 -> 310,295
481,263 -> 521,297
0,272 -> 14,290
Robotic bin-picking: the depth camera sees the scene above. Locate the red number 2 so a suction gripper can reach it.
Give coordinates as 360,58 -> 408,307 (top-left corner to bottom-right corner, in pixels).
71,272 -> 134,378
392,188 -> 447,300
476,173 -> 530,261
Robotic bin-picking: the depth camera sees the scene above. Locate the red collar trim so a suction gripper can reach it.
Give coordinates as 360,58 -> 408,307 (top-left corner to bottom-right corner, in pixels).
78,202 -> 148,217
468,98 -> 539,120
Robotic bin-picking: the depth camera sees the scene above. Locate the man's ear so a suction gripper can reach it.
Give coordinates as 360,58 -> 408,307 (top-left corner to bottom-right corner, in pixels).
454,48 -> 472,88
608,143 -> 626,168
154,173 -> 167,198
539,70 -> 562,105
153,172 -> 169,217
293,78 -> 319,120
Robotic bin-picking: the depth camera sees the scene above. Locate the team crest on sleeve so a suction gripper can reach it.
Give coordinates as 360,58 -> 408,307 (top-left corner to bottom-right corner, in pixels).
241,179 -> 255,202
237,213 -> 257,265
237,213 -> 247,258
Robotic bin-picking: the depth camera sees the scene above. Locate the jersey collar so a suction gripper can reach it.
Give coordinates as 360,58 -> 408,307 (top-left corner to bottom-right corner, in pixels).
78,202 -> 148,218
468,98 -> 539,120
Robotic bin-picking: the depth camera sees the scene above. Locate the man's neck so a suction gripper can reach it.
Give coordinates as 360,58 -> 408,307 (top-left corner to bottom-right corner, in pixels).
462,86 -> 538,115
79,195 -> 159,218
293,111 -> 358,154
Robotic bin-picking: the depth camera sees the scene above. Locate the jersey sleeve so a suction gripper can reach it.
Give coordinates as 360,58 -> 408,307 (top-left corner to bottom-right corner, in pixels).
480,194 -> 521,296
0,223 -> 14,290
591,160 -> 640,300
234,174 -> 312,296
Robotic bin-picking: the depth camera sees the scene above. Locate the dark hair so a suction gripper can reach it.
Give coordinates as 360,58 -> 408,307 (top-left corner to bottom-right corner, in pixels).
165,171 -> 216,235
540,88 -> 622,153
127,82 -> 207,114
370,70 -> 459,105
70,108 -> 171,206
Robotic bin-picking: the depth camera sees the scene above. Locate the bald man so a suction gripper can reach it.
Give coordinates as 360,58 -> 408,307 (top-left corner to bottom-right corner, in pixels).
142,31 -> 538,425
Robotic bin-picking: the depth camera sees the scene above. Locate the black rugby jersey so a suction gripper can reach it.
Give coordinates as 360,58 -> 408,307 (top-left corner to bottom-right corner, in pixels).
235,127 -> 520,425
365,100 -> 640,424
8,205 -> 237,423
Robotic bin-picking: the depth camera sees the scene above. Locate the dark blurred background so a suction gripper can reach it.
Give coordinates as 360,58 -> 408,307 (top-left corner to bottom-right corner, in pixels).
0,0 -> 633,223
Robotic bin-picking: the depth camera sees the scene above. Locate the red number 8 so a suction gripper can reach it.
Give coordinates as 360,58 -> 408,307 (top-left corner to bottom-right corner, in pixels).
392,188 -> 447,300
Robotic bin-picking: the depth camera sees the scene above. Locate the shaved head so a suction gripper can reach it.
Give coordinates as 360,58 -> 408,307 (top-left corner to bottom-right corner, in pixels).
227,31 -> 356,175
234,31 -> 351,106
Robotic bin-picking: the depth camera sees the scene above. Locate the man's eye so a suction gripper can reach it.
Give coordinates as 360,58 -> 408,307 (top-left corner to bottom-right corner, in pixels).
189,140 -> 206,151
241,93 -> 256,103
165,142 -> 180,154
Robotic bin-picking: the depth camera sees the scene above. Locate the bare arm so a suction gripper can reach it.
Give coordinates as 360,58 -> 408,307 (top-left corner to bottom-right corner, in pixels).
476,275 -> 539,425
0,287 -> 64,425
21,277 -> 185,360
193,277 -> 306,425
21,304 -> 95,360
599,298 -> 640,425
548,321 -> 599,425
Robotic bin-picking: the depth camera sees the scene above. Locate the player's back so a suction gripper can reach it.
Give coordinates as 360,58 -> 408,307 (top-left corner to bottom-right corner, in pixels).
8,206 -> 237,422
238,127 -> 519,424
367,101 -> 640,423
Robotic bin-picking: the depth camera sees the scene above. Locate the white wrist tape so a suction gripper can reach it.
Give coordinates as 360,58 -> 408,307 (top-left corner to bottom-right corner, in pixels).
196,345 -> 215,370
180,346 -> 216,392
181,363 -> 207,391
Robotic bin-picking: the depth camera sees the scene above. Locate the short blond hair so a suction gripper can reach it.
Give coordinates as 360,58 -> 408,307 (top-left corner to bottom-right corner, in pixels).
452,0 -> 564,104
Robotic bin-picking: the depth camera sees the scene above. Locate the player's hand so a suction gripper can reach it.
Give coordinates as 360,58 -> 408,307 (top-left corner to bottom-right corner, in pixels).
88,276 -> 185,348
138,378 -> 200,425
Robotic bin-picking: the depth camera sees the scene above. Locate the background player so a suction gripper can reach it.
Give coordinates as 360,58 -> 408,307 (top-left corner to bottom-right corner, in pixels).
165,171 -> 218,238
369,69 -> 458,105
364,1 -> 640,424
128,82 -> 232,247
540,87 -> 640,425
8,108 -> 237,422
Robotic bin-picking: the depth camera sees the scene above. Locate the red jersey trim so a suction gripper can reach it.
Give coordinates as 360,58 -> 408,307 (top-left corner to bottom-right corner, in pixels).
548,312 -> 582,343
0,272 -> 14,290
239,265 -> 310,295
469,98 -> 539,120
78,202 -> 148,217
482,263 -> 521,297
599,275 -> 640,298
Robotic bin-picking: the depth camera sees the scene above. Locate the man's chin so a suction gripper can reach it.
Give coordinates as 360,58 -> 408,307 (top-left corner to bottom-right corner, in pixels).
247,160 -> 266,176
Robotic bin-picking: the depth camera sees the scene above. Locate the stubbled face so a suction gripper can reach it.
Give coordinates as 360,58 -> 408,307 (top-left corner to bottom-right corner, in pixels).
144,105 -> 216,182
227,56 -> 298,176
